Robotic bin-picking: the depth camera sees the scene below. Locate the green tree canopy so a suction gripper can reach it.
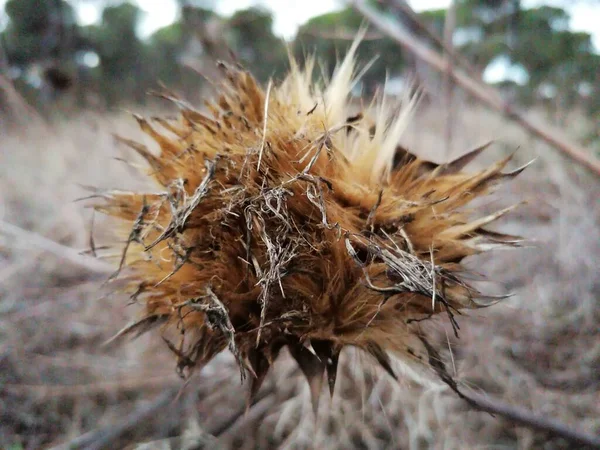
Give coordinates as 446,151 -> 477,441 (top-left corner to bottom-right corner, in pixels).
83,2 -> 148,105
421,1 -> 598,113
3,0 -> 80,66
0,0 -> 597,119
226,7 -> 288,82
294,7 -> 406,95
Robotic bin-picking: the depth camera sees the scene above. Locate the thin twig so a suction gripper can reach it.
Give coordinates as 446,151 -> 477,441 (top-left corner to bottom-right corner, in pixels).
381,0 -> 483,81
48,390 -> 179,450
0,74 -> 49,130
207,387 -> 276,436
216,395 -> 277,444
463,391 -> 600,448
0,219 -> 113,274
442,0 -> 456,159
418,335 -> 600,448
350,0 -> 600,176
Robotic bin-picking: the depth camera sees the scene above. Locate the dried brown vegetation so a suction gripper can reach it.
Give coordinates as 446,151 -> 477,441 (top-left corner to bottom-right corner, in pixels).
1,55 -> 599,450
89,39 -> 536,418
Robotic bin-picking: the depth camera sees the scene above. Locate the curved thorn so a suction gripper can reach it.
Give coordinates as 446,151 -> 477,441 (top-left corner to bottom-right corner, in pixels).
311,339 -> 340,398
288,341 -> 325,415
245,348 -> 271,411
365,341 -> 397,380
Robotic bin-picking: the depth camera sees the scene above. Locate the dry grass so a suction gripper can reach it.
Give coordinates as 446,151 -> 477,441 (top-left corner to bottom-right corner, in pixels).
0,99 -> 598,449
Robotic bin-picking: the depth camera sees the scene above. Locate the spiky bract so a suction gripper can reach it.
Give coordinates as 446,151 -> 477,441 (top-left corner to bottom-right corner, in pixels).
96,39 -> 527,410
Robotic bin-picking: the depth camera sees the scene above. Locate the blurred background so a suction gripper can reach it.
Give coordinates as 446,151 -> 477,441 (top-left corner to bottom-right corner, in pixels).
1,0 -> 599,133
0,1 -> 599,449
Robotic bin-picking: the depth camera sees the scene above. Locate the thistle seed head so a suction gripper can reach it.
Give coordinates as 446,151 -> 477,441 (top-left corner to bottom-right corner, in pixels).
96,37 -> 528,412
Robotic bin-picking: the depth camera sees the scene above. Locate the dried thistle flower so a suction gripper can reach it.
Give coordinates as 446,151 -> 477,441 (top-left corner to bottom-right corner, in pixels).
95,36 -> 528,412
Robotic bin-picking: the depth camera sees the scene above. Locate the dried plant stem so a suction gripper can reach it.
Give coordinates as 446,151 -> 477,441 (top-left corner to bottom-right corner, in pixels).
350,0 -> 600,176
207,386 -> 277,436
382,0 -> 483,81
0,75 -> 49,130
463,391 -> 600,448
0,219 -> 112,274
48,390 -> 180,450
442,0 -> 456,159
